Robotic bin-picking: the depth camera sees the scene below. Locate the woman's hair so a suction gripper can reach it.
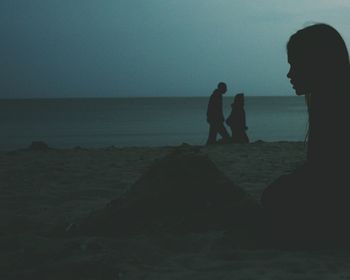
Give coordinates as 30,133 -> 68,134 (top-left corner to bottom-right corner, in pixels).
287,23 -> 350,90
287,24 -> 350,144
233,93 -> 244,108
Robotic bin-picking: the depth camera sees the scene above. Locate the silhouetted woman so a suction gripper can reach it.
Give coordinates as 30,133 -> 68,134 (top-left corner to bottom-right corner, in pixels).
261,24 -> 350,245
226,93 -> 249,143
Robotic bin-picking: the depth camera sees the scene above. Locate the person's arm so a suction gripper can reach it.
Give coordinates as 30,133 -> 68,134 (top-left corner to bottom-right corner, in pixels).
207,94 -> 218,122
218,95 -> 224,122
243,109 -> 248,130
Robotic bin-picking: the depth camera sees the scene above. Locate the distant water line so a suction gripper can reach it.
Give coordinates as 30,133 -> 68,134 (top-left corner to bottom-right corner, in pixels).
0,96 -> 308,150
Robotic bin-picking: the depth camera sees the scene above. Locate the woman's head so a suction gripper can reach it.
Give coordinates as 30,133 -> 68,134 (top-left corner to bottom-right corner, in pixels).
287,24 -> 350,96
233,93 -> 244,107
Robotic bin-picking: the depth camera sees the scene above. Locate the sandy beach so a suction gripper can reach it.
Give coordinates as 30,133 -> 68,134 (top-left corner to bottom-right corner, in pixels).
2,141 -> 350,279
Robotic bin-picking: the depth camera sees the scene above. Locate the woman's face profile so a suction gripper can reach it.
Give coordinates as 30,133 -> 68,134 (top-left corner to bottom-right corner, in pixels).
287,55 -> 313,96
286,24 -> 349,96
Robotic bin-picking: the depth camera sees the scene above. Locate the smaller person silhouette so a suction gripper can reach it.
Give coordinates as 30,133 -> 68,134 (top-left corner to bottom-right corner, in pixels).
206,82 -> 230,145
226,93 -> 249,143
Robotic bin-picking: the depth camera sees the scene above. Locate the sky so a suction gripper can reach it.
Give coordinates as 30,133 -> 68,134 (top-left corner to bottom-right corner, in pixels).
1,0 -> 350,98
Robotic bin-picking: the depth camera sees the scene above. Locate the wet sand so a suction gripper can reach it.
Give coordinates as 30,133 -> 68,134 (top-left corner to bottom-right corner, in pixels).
2,142 -> 350,280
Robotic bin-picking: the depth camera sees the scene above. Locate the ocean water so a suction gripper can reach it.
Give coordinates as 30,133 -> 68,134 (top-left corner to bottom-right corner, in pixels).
0,97 -> 308,150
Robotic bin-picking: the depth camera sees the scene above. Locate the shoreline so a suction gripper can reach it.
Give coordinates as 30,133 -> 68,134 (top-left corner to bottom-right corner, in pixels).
1,139 -> 306,152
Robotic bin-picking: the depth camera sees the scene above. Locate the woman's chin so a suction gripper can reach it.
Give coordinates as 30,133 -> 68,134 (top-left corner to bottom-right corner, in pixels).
294,88 -> 306,96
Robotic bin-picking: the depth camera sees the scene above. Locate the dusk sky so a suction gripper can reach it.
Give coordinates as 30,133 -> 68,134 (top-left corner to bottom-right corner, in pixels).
1,0 -> 350,98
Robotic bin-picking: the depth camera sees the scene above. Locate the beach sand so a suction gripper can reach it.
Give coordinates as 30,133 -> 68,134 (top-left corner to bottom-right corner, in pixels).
2,142 -> 350,279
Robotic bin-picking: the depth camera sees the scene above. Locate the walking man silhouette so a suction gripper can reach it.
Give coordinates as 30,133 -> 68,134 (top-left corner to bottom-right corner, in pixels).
206,82 -> 230,145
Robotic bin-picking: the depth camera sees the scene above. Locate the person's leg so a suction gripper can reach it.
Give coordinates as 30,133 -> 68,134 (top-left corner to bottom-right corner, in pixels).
217,123 -> 230,141
206,123 -> 218,145
231,127 -> 238,143
229,127 -> 233,138
243,131 -> 249,143
235,130 -> 249,143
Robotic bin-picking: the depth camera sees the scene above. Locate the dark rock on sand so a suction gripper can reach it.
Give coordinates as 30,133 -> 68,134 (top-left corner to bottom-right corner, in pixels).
28,141 -> 50,151
77,145 -> 260,236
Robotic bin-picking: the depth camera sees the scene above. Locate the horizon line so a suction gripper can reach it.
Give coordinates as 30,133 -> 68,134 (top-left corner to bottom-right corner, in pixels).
0,94 -> 295,100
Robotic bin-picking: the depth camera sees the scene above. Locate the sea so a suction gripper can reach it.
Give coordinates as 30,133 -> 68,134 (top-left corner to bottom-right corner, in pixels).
0,96 -> 308,150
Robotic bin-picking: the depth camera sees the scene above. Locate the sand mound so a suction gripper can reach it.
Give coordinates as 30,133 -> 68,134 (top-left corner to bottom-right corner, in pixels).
77,145 -> 259,236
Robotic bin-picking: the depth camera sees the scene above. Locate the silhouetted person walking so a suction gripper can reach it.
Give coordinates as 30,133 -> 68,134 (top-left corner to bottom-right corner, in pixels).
261,23 -> 350,246
226,93 -> 249,143
206,82 -> 230,145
